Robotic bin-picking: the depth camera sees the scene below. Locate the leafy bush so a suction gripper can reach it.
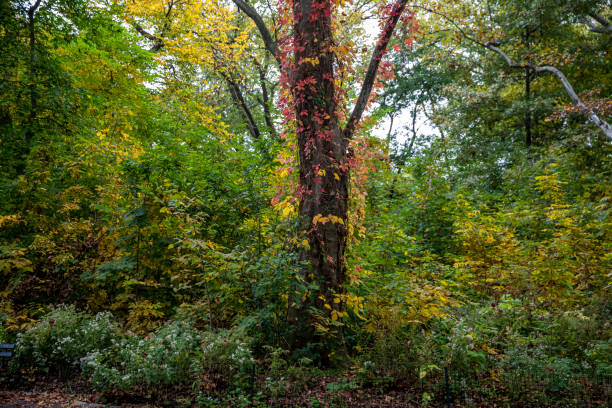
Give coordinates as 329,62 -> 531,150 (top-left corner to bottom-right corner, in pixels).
0,321 -> 8,343
192,329 -> 256,406
14,305 -> 117,373
199,328 -> 254,375
585,340 -> 612,378
358,304 -> 423,380
81,323 -> 254,393
548,310 -> 600,358
261,347 -> 318,397
81,321 -> 200,390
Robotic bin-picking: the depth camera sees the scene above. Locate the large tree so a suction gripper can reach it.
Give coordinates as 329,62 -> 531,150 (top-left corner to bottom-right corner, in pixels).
231,0 -> 410,351
123,0 -> 411,352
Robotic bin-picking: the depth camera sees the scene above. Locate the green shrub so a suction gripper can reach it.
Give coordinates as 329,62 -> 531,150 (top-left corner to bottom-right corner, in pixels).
585,340 -> 612,378
192,329 -> 256,406
81,321 -> 200,390
326,377 -> 358,405
261,347 -> 318,397
81,324 -> 254,393
199,328 -> 254,375
548,310 -> 600,359
358,305 -> 425,380
14,305 -> 117,373
440,318 -> 487,373
0,321 -> 8,343
198,329 -> 255,396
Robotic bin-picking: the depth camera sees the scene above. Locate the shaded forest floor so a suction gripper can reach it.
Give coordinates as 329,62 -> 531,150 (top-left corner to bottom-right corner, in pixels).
2,377 -> 422,408
0,375 -> 485,408
2,374 -> 608,408
0,378 -> 118,408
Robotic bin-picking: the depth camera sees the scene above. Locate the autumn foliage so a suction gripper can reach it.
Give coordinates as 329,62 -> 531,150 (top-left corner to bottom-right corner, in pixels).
0,0 -> 610,406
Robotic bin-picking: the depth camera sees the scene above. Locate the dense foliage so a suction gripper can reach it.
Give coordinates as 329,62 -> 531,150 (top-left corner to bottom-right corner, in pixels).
1,0 -> 610,406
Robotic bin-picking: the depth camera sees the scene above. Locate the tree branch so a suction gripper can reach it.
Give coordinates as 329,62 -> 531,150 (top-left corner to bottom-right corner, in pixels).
132,1 -> 174,51
231,0 -> 281,67
586,13 -> 612,34
26,0 -> 44,148
133,22 -> 164,50
220,71 -> 262,140
134,22 -> 163,43
28,0 -> 43,15
589,13 -> 612,29
407,4 -> 612,140
251,56 -> 277,138
343,0 -> 409,140
485,43 -> 612,141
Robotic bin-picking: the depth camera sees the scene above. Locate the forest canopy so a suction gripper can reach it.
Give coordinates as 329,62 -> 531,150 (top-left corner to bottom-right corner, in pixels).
0,0 -> 610,406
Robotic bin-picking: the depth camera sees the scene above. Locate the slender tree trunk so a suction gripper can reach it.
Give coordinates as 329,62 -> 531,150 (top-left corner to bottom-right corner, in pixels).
524,29 -> 532,147
525,66 -> 532,147
287,0 -> 348,353
26,0 -> 42,149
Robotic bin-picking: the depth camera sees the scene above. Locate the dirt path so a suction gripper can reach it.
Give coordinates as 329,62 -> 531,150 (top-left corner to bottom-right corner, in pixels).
0,390 -> 103,407
0,389 -> 154,408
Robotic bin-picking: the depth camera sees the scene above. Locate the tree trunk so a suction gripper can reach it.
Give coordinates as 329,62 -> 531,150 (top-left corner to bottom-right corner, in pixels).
525,66 -> 531,147
524,29 -> 532,147
287,0 -> 348,353
26,0 -> 42,149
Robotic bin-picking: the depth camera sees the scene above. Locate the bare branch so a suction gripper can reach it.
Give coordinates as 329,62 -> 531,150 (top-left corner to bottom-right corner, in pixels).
589,12 -> 612,29
343,0 -> 409,140
484,43 -> 522,68
251,56 -> 277,138
28,0 -> 43,16
532,65 -> 612,140
231,0 -> 281,67
131,1 -> 174,51
220,71 -> 262,140
408,4 -> 612,140
586,13 -> 612,34
485,43 -> 612,141
133,22 -> 164,50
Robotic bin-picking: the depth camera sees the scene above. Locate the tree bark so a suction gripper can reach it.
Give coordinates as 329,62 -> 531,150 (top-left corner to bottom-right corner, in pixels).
220,71 -> 262,140
525,66 -> 532,147
252,56 -> 277,138
286,0 -> 409,355
344,0 -> 408,140
586,13 -> 612,34
287,0 -> 348,352
232,0 -> 281,67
